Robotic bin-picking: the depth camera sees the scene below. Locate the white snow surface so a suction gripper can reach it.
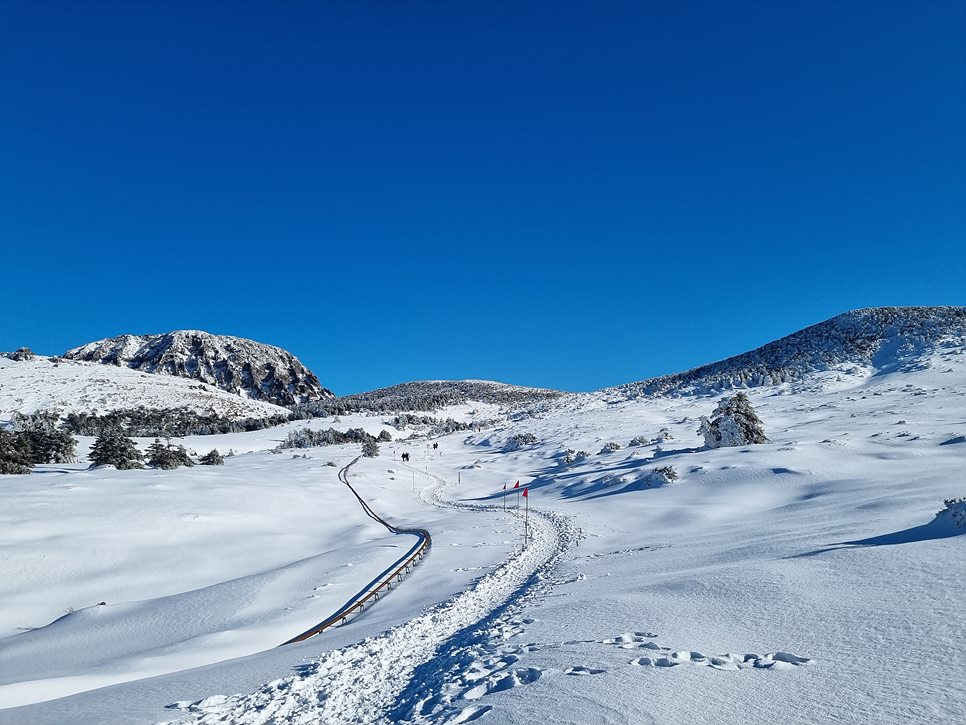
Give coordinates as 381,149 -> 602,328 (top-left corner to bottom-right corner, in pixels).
1,341 -> 965,724
0,356 -> 290,420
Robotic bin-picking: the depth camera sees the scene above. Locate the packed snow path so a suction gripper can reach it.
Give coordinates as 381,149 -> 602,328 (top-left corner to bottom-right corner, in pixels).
165,467 -> 577,725
281,459 -> 430,645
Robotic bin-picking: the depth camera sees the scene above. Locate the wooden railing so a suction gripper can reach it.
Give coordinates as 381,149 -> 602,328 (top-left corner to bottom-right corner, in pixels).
281,458 -> 431,645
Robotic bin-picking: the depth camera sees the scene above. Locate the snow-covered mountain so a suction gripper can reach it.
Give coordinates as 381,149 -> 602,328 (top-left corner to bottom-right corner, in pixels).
64,331 -> 332,407
611,306 -> 966,400
302,379 -> 566,416
0,355 -> 291,421
2,306 -> 965,724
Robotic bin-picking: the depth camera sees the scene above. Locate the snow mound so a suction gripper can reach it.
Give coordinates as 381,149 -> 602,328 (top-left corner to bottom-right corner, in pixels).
933,498 -> 966,532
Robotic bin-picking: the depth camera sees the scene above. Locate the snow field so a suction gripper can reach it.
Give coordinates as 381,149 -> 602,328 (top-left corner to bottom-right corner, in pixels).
0,341 -> 963,724
397,357 -> 965,724
0,452 -> 419,707
0,356 -> 289,420
164,464 -> 578,725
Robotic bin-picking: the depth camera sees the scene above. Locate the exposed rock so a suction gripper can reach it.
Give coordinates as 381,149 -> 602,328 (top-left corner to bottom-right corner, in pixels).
64,331 -> 331,407
4,347 -> 35,361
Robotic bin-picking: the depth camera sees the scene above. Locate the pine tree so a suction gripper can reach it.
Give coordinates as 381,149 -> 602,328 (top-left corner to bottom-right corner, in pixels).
146,439 -> 168,466
9,411 -> 77,464
23,429 -> 77,464
90,431 -> 143,469
698,392 -> 768,449
147,439 -> 194,469
0,430 -> 32,474
361,438 -> 379,457
199,449 -> 224,465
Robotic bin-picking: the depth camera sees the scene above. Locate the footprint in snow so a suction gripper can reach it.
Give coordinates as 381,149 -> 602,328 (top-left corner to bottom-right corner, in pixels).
603,632 -> 811,672
462,654 -> 520,683
463,668 -> 543,699
601,632 -> 658,646
631,657 -> 680,668
630,651 -> 811,671
449,704 -> 492,723
565,666 -> 606,676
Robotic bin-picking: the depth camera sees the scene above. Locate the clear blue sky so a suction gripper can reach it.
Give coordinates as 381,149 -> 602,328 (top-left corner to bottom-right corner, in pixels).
1,1 -> 964,394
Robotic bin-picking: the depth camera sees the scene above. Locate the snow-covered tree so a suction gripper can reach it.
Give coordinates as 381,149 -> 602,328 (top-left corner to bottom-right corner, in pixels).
0,430 -> 32,474
200,449 -> 225,465
24,429 -> 76,464
361,439 -> 379,457
146,439 -> 168,465
146,439 -> 194,469
504,433 -> 538,451
698,392 -> 768,449
937,497 -> 966,530
11,412 -> 76,464
645,465 -> 679,486
89,431 -> 143,469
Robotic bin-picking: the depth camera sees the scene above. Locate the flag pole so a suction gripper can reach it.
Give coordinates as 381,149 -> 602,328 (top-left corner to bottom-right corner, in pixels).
524,492 -> 528,546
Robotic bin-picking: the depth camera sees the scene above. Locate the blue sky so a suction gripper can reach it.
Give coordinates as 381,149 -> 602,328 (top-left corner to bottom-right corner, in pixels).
1,1 -> 964,394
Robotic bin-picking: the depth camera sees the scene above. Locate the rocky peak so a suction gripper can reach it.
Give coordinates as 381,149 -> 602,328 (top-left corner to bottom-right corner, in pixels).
64,330 -> 332,407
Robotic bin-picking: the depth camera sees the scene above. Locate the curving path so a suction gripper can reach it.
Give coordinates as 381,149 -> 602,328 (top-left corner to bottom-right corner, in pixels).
281,457 -> 431,645
168,462 -> 577,725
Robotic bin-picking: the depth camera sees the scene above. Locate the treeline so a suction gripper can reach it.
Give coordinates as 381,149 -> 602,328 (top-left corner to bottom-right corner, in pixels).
1,411 -> 77,473
63,407 -> 292,437
277,427 -> 392,450
292,394 -> 464,417
391,414 -> 496,437
87,434 -> 225,470
293,380 -> 563,418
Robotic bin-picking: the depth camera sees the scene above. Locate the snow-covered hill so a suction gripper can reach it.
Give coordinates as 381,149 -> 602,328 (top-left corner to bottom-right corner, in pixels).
610,306 -> 966,400
302,379 -> 566,417
0,355 -> 291,421
2,330 -> 964,724
1,306 -> 965,724
64,331 -> 332,407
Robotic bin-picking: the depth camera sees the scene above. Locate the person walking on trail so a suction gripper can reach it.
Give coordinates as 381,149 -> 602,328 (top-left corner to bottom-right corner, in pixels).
433,442 -> 438,450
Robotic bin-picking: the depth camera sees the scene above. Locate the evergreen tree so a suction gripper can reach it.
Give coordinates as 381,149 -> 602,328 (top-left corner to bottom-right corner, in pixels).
90,431 -> 143,469
146,439 -> 168,466
698,392 -> 768,449
361,439 -> 379,457
199,449 -> 225,465
147,439 -> 194,469
10,412 -> 76,464
0,429 -> 32,474
22,429 -> 77,464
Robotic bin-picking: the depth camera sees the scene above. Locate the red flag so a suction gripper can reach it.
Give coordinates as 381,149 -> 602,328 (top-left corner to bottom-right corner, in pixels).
513,481 -> 520,489
523,488 -> 528,498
